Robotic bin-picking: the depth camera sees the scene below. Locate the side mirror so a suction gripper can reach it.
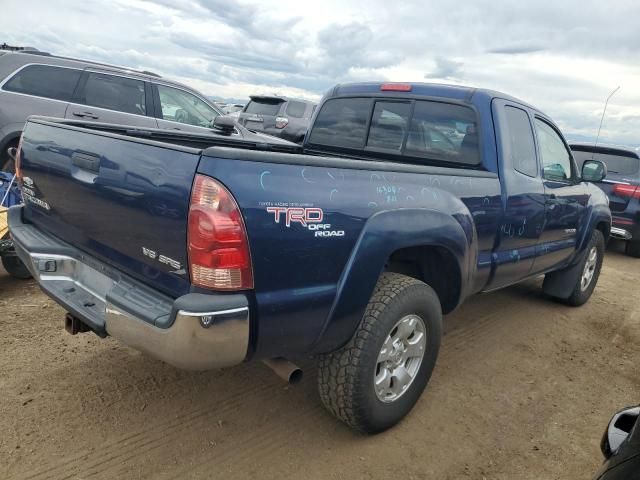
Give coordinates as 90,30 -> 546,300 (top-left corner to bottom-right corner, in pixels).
582,159 -> 607,182
601,406 -> 640,459
212,115 -> 236,135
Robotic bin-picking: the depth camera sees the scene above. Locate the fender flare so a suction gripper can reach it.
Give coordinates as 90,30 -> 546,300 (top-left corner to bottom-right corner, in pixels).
312,208 -> 474,353
543,203 -> 610,299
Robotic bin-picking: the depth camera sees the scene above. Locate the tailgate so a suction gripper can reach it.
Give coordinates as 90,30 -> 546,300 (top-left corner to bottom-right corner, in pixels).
18,119 -> 201,297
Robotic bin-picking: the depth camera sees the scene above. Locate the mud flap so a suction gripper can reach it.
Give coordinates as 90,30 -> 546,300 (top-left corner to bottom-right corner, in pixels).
542,252 -> 585,299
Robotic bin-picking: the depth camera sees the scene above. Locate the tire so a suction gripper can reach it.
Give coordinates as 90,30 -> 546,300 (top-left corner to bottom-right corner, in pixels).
2,255 -> 32,279
625,240 -> 640,258
564,230 -> 605,306
317,272 -> 442,433
0,139 -> 18,173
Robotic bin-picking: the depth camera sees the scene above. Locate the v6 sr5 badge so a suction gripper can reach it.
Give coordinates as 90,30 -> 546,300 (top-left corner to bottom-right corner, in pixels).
266,207 -> 345,238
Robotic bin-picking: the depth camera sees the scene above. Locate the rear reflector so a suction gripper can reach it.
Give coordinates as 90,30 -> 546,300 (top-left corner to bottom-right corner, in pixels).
15,133 -> 24,180
275,116 -> 289,129
613,184 -> 640,200
188,175 -> 253,290
380,83 -> 412,92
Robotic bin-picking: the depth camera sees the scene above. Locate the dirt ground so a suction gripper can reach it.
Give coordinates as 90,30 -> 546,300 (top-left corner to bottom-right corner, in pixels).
1,242 -> 638,480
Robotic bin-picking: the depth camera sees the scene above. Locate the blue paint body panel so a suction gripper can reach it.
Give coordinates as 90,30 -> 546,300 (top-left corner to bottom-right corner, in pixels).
16,82 -> 611,359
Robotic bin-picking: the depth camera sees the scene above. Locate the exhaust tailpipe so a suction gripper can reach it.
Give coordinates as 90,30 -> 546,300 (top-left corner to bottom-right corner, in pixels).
65,313 -> 91,335
262,357 -> 303,384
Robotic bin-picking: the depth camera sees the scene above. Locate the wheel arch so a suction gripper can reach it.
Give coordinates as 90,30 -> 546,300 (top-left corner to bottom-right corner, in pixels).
386,245 -> 461,314
312,208 -> 473,354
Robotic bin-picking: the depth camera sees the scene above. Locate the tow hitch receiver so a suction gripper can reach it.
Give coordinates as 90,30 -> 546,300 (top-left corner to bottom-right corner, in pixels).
65,313 -> 91,335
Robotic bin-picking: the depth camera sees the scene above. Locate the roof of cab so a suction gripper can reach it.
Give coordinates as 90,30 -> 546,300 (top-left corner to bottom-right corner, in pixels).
327,82 -> 537,111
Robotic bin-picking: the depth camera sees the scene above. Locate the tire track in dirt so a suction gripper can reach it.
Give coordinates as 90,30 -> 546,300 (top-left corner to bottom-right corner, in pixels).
16,364 -> 281,480
15,286 -> 534,480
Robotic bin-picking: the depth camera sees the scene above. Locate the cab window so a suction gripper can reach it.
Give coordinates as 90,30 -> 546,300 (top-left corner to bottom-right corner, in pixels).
505,106 -> 538,177
535,118 -> 573,182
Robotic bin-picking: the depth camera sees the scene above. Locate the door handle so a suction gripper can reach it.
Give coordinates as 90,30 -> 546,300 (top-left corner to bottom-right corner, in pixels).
71,152 -> 100,173
548,194 -> 557,199
72,111 -> 99,120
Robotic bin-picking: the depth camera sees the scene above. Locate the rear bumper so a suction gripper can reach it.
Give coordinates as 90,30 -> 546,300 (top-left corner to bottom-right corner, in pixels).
8,206 -> 250,370
610,226 -> 633,241
611,216 -> 640,242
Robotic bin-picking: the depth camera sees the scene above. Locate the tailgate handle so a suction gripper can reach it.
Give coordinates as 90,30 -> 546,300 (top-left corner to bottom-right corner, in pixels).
72,111 -> 99,120
72,153 -> 101,173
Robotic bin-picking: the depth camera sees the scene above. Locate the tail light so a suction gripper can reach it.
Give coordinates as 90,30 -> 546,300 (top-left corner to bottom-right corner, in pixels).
275,117 -> 289,129
188,175 -> 253,290
380,83 -> 412,92
613,184 -> 640,200
15,133 -> 24,180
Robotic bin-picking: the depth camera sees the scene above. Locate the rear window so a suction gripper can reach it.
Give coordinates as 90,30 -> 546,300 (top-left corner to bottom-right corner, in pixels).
286,101 -> 307,118
308,98 -> 370,149
308,97 -> 480,166
572,150 -> 640,177
81,73 -> 146,115
244,99 -> 283,116
2,64 -> 81,101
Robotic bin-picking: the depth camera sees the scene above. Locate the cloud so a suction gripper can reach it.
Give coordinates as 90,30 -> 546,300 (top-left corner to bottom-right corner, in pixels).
487,44 -> 546,55
425,57 -> 464,80
2,0 -> 640,144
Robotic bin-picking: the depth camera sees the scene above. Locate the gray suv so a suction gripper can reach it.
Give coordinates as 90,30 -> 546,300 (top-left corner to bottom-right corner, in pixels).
0,49 -> 224,170
237,95 -> 316,144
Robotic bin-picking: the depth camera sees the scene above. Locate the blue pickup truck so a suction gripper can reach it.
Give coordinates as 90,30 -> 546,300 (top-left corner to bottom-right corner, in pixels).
9,82 -> 611,433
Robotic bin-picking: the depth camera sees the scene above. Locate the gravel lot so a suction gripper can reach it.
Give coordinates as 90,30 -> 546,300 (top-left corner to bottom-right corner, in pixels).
1,241 -> 638,480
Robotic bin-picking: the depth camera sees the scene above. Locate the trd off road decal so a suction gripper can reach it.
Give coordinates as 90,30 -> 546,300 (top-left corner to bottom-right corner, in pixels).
264,205 -> 345,238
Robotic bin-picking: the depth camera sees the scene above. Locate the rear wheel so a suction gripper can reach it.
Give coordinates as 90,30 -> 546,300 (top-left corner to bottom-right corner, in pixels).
625,240 -> 640,258
564,230 -> 604,306
2,255 -> 32,279
317,273 -> 442,433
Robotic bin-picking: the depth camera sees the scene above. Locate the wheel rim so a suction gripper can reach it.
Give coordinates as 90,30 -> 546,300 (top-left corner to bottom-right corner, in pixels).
580,246 -> 598,291
374,314 -> 427,403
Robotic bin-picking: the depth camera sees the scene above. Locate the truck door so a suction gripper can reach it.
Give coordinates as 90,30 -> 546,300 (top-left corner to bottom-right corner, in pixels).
486,100 -> 546,290
530,117 -> 588,273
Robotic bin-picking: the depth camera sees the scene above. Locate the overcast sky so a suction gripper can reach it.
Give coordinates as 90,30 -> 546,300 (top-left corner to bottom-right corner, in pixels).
4,0 -> 640,145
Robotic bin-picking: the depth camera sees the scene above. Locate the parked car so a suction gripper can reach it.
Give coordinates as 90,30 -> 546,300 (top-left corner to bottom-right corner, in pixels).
222,103 -> 245,115
237,95 -> 316,143
571,144 -> 640,257
594,406 -> 640,479
0,49 -> 225,171
9,82 -> 611,433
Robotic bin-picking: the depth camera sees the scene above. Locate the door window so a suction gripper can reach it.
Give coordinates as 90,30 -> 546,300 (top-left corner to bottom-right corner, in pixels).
535,119 -> 573,182
505,106 -> 538,177
3,64 -> 81,101
157,85 -> 219,127
82,73 -> 146,115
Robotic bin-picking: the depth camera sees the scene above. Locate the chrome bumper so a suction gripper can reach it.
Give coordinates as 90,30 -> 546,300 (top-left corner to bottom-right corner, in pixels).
9,209 -> 250,371
105,303 -> 249,370
610,227 -> 632,241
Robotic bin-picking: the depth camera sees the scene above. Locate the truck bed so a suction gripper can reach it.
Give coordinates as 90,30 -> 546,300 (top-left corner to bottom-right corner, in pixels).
17,117 -> 502,357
